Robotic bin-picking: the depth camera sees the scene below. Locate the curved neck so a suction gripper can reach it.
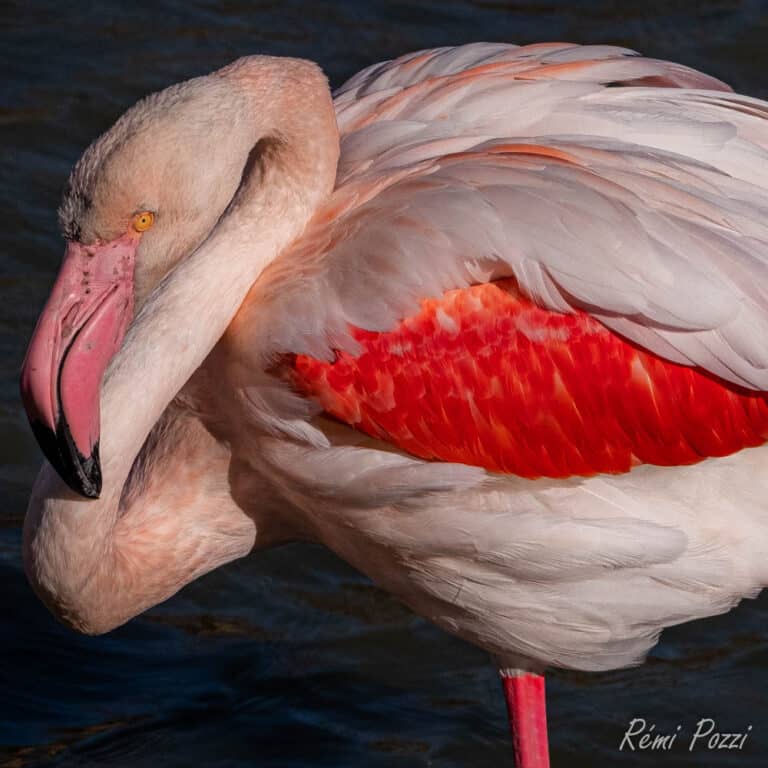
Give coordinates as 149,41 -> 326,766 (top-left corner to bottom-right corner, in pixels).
102,58 -> 339,498
24,57 -> 339,633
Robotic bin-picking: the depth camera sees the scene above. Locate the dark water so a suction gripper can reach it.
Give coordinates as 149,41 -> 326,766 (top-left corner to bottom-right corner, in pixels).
3,1 -> 768,766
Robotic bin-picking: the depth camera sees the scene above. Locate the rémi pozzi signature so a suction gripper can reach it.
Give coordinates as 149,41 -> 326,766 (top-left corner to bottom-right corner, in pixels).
620,718 -> 752,752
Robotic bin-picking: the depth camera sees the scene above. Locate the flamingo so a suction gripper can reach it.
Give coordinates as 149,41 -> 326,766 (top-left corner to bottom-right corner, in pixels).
19,43 -> 768,766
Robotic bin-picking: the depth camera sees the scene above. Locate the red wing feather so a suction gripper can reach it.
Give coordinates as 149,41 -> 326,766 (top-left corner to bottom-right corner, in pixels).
291,280 -> 768,478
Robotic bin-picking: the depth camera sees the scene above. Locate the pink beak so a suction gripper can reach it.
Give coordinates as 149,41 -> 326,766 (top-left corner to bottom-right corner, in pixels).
20,233 -> 138,498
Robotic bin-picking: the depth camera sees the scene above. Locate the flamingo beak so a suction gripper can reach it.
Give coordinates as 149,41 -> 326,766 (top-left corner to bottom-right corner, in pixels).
20,233 -> 138,498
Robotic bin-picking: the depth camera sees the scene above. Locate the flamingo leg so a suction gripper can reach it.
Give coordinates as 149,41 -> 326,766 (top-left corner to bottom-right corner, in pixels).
500,669 -> 550,768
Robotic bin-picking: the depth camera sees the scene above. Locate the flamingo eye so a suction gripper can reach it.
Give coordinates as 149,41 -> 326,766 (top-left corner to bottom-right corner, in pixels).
132,211 -> 154,232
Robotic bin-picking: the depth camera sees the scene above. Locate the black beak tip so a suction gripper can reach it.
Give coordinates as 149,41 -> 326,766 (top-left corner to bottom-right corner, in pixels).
29,420 -> 102,499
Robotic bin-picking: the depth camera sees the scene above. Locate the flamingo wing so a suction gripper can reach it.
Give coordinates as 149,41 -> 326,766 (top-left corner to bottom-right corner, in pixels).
238,43 -> 768,478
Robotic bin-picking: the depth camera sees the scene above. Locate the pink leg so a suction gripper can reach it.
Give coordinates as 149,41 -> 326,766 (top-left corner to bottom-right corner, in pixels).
501,670 -> 550,768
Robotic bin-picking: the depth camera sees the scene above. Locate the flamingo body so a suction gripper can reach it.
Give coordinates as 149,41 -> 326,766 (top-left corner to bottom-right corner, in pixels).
203,44 -> 768,672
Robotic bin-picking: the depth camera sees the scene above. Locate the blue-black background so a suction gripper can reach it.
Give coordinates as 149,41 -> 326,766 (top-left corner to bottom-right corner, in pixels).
3,2 -> 768,765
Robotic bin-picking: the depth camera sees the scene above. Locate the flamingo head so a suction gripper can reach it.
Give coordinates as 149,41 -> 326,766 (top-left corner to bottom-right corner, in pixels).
20,70 -> 263,498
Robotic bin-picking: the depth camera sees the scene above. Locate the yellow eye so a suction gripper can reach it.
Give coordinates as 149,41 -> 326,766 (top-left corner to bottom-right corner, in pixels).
132,211 -> 154,232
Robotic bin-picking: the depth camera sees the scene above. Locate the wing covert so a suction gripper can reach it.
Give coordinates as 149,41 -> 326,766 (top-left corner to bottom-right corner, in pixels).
230,43 -> 768,470
290,281 -> 768,478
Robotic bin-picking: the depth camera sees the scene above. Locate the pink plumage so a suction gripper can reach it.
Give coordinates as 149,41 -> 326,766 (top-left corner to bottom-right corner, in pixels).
20,44 -> 768,766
